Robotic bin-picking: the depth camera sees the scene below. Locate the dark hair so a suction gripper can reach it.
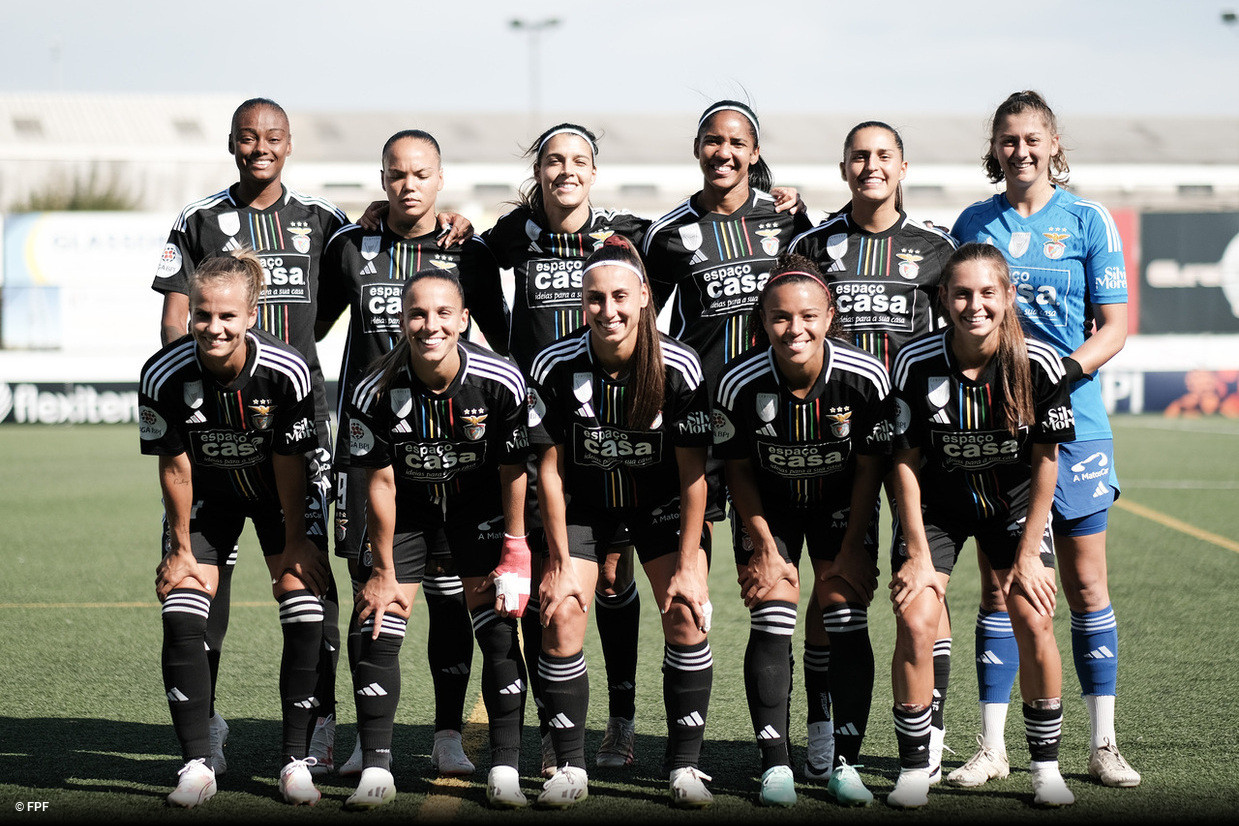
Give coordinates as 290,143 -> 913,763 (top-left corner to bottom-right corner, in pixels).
189,248 -> 264,310
842,120 -> 905,212
516,122 -> 599,219
984,90 -> 1070,187
941,243 -> 1033,435
580,236 -> 663,429
695,100 -> 773,192
370,269 -> 466,395
231,97 -> 288,135
747,253 -> 843,347
382,129 -> 442,167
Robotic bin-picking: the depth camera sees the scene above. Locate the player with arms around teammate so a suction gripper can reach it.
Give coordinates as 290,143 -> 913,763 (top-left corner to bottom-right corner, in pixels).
886,243 -> 1076,809
527,237 -> 715,809
316,129 -> 507,779
950,91 -> 1138,790
141,250 -> 333,807
789,121 -> 958,787
714,254 -> 892,807
343,269 -> 532,809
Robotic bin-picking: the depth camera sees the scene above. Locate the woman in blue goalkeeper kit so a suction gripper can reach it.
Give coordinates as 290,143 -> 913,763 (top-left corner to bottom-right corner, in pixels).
141,250 -> 333,808
951,90 -> 1138,791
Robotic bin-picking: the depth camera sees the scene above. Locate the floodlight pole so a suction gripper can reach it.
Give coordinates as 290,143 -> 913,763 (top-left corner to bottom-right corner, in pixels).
510,17 -> 561,136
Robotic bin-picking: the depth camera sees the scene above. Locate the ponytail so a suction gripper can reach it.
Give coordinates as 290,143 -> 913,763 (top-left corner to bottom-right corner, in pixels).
696,99 -> 773,192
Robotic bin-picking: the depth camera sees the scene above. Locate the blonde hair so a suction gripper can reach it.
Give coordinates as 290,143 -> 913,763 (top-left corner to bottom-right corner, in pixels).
189,248 -> 264,310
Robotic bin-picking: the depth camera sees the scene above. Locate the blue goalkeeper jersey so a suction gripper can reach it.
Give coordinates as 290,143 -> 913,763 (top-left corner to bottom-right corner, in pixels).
951,187 -> 1127,440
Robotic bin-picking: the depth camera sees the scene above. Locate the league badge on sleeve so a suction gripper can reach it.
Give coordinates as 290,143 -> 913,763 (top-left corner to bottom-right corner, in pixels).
156,244 -> 183,278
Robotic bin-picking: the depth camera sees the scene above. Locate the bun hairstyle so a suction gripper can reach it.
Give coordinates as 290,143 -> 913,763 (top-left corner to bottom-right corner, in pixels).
942,243 -> 1033,435
370,269 -> 467,396
517,122 -> 600,219
695,100 -> 773,192
581,235 -> 664,429
748,252 -> 843,346
189,248 -> 265,310
382,129 -> 442,166
984,90 -> 1070,187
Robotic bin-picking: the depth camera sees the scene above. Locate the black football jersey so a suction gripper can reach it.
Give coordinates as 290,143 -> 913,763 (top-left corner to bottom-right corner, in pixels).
475,206 -> 651,372
790,211 -> 957,371
527,331 -> 713,511
713,341 -> 892,509
642,189 -> 813,385
151,184 -> 348,431
346,341 -> 530,522
139,328 -> 318,506
317,224 -> 509,462
891,330 -> 1075,522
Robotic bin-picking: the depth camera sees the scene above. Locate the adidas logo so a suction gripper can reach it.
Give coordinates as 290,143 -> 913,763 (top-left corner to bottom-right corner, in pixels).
439,664 -> 470,676
500,679 -> 525,696
1093,481 -> 1108,498
360,261 -> 376,275
689,249 -> 708,265
293,696 -> 321,710
356,683 -> 388,697
757,725 -> 780,741
166,687 -> 189,702
836,723 -> 860,737
1085,646 -> 1115,660
612,681 -> 635,691
675,711 -> 705,728
528,242 -> 543,253
977,650 -> 1005,665
548,712 -> 575,729
222,237 -> 242,252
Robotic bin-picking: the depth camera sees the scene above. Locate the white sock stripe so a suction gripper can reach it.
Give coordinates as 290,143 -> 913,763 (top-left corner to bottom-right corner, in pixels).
894,708 -> 933,737
822,604 -> 869,633
976,611 -> 1013,633
750,604 -> 798,635
663,644 -> 713,671
161,591 -> 212,618
422,575 -> 465,597
470,608 -> 499,631
1071,609 -> 1117,632
359,614 -> 408,637
802,648 -> 831,669
279,596 -> 325,623
933,638 -> 953,656
538,654 -> 587,682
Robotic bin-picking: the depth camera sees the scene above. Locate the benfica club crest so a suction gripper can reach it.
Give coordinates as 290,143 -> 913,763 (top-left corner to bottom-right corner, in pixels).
757,227 -> 781,257
1043,231 -> 1070,260
896,252 -> 923,280
589,230 -> 615,250
461,408 -> 488,440
827,407 -> 852,438
288,222 -> 312,254
1008,232 -> 1031,258
248,399 -> 275,429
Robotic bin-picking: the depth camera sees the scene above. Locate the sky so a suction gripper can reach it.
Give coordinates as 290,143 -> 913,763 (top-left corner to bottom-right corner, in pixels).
2,0 -> 1238,120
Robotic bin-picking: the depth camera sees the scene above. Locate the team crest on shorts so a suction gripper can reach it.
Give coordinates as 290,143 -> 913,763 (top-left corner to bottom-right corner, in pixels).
1042,231 -> 1070,260
757,226 -> 781,257
288,222 -> 312,254
679,224 -> 703,252
1008,232 -> 1031,258
896,252 -> 923,280
461,408 -> 488,440
827,407 -> 852,438
248,399 -> 275,430
217,212 -> 241,238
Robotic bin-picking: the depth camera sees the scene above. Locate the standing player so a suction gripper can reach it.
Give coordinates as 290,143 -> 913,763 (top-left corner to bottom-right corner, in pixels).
950,91 -> 1139,790
342,270 -> 532,809
789,122 -> 958,786
151,97 -> 345,774
141,250 -> 332,807
714,255 -> 892,807
527,237 -> 715,809
316,129 -> 508,779
642,100 -> 814,534
886,243 -> 1076,809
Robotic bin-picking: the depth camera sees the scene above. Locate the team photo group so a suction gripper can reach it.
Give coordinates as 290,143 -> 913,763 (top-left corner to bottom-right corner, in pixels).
137,89 -> 1138,813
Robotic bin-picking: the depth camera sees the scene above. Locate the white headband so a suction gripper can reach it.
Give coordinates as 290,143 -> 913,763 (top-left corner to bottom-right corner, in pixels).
697,104 -> 759,140
538,127 -> 597,158
582,259 -> 645,284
